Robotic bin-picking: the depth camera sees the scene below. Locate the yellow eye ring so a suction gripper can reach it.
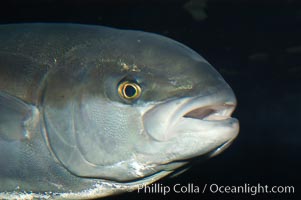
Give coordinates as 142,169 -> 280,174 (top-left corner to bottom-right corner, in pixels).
118,81 -> 142,100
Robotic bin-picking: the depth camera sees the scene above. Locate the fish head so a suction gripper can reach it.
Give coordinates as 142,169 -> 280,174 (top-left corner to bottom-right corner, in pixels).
43,29 -> 239,183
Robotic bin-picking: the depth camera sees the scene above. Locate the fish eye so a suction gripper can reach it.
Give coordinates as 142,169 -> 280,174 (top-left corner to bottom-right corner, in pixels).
118,80 -> 142,101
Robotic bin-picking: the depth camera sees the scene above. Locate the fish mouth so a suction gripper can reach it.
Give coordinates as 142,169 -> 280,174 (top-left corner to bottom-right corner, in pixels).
183,103 -> 236,122
143,90 -> 239,142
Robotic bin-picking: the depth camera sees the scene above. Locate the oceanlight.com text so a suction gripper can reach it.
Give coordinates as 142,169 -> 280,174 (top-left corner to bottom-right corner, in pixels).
137,183 -> 295,196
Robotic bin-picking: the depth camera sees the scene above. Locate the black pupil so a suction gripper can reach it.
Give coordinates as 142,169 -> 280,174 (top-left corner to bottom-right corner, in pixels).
125,85 -> 136,97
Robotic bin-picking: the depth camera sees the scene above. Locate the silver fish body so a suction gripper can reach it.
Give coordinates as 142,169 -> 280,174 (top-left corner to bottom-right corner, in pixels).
0,23 -> 239,199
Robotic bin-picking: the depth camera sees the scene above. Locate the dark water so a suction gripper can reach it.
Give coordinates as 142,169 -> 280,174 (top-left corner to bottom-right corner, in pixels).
1,0 -> 300,199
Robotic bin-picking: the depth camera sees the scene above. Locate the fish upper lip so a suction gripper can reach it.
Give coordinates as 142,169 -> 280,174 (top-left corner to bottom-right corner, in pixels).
183,103 -> 236,121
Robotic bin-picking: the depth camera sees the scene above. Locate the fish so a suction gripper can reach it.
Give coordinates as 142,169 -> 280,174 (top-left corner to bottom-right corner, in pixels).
0,23 -> 239,199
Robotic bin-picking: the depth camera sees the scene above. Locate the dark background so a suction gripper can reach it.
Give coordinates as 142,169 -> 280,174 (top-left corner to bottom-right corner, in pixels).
1,0 -> 300,199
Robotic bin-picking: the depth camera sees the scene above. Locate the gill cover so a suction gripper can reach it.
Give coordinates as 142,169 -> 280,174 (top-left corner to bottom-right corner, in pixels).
41,63 -> 145,181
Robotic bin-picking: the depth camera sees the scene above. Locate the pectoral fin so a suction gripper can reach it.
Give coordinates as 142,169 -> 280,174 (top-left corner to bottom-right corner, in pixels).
0,91 -> 39,141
